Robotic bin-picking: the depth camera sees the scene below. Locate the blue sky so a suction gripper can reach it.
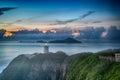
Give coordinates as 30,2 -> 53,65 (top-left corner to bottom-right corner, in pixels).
0,0 -> 120,31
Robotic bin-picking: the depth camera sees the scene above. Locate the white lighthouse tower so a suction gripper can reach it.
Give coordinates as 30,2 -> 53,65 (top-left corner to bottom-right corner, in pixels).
44,43 -> 49,53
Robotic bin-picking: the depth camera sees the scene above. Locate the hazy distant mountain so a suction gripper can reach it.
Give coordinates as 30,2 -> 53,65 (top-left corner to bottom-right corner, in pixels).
0,49 -> 120,80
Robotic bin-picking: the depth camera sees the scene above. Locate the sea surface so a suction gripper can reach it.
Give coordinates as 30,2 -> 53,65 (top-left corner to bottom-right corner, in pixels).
0,41 -> 120,73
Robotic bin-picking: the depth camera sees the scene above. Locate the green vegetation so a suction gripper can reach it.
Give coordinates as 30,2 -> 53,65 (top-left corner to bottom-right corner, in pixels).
65,50 -> 120,80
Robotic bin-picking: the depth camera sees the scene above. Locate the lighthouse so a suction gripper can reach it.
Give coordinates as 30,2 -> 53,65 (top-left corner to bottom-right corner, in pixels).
44,43 -> 49,53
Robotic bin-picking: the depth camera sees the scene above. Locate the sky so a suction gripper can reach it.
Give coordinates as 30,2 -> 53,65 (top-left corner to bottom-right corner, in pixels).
0,0 -> 120,32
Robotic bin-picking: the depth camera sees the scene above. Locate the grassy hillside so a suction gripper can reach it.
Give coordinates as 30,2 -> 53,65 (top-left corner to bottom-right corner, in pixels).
65,51 -> 120,80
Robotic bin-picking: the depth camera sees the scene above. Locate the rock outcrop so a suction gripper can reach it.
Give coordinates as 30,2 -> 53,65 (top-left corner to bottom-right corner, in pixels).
0,51 -> 68,80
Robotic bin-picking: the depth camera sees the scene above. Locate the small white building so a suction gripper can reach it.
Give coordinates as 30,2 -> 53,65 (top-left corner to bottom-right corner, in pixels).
115,53 -> 120,62
44,43 -> 49,53
99,53 -> 120,62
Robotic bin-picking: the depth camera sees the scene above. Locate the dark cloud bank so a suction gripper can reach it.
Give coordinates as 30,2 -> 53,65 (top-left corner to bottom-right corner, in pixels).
0,26 -> 120,42
0,7 -> 16,16
0,29 -> 6,39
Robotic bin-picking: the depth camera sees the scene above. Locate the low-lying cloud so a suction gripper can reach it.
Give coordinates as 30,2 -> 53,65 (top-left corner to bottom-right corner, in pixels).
2,26 -> 120,41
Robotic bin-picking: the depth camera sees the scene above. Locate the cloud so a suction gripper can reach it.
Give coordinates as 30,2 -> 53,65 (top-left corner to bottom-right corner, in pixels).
5,28 -> 72,40
2,26 -> 120,41
77,27 -> 105,39
0,19 -> 23,27
92,21 -> 102,23
104,26 -> 120,40
80,11 -> 95,19
50,11 -> 95,25
7,19 -> 23,25
0,7 -> 17,16
0,29 -> 6,39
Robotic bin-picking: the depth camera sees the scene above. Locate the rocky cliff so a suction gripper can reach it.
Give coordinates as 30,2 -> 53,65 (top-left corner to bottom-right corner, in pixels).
0,51 -> 68,80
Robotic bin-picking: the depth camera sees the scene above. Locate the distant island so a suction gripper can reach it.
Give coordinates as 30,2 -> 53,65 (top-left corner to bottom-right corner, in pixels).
0,49 -> 120,80
19,40 -> 44,43
19,37 -> 82,43
49,37 -> 81,43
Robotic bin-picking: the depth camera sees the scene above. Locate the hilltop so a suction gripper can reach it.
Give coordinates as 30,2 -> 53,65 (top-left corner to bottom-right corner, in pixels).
0,49 -> 120,80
